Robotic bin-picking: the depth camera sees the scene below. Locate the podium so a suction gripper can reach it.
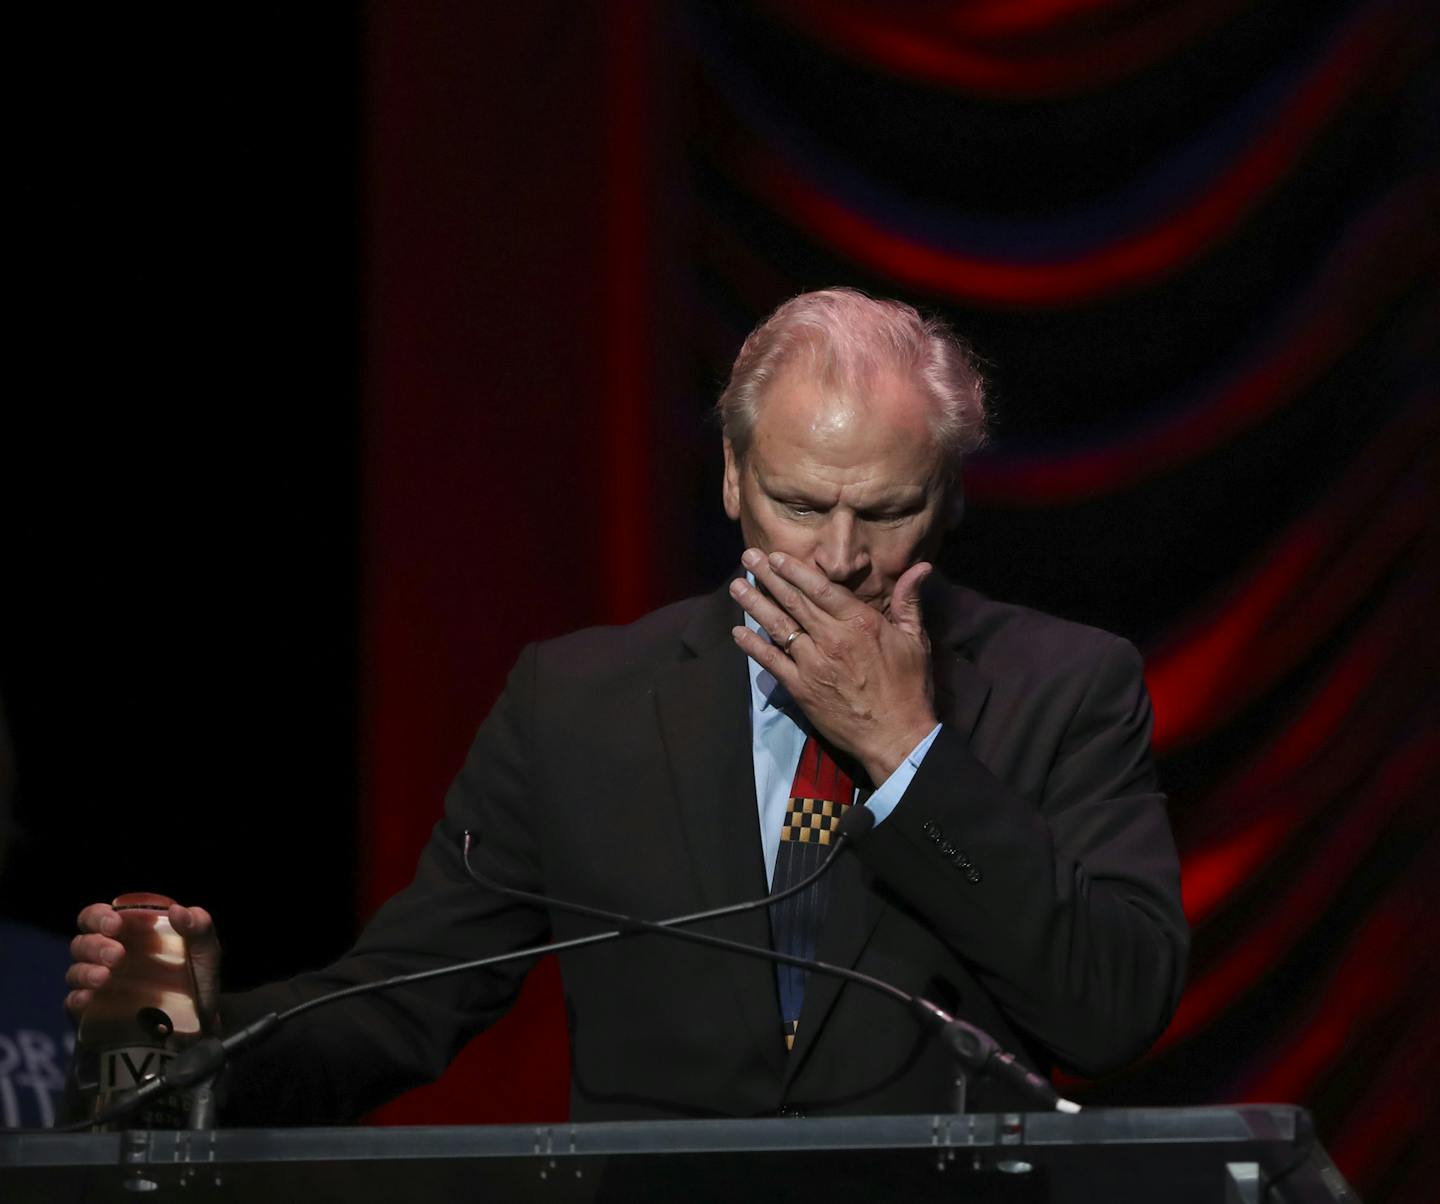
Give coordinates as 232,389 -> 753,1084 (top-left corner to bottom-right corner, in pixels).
1,1107 -> 1355,1203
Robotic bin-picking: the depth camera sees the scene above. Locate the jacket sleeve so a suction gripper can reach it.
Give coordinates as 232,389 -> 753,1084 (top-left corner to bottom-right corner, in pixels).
855,635 -> 1188,1076
217,645 -> 550,1124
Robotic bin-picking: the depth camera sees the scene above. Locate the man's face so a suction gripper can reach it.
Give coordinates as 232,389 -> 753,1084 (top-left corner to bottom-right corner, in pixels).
722,362 -> 952,615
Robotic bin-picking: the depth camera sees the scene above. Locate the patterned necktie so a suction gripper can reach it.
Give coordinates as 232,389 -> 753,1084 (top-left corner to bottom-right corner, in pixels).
769,734 -> 859,1051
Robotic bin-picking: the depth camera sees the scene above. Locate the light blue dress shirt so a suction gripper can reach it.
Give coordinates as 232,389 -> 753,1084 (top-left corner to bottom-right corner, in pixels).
742,595 -> 941,887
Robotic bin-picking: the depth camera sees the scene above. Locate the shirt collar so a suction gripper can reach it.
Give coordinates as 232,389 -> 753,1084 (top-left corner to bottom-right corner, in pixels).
742,573 -> 791,712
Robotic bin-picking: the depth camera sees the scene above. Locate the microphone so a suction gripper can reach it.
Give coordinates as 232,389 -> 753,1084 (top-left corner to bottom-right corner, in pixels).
461,815 -> 1076,1113
67,807 -> 876,1132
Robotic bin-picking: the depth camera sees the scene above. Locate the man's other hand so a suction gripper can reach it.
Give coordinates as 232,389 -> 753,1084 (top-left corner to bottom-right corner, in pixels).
67,902 -> 222,1029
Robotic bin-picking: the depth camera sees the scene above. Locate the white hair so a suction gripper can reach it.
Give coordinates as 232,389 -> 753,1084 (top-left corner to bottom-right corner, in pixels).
716,287 -> 988,477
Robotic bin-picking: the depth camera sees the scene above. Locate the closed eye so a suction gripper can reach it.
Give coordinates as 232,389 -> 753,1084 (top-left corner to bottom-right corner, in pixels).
858,506 -> 921,525
777,498 -> 824,517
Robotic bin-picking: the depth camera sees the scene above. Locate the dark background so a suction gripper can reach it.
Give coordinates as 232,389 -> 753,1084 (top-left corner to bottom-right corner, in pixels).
4,4 -> 1436,1201
6,9 -> 361,982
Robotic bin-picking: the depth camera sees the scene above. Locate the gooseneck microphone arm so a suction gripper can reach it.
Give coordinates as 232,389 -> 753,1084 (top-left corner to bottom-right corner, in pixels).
68,810 -> 878,1132
460,812 -> 1077,1114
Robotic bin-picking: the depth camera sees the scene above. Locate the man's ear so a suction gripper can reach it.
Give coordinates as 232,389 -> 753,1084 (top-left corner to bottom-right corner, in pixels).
722,438 -> 742,521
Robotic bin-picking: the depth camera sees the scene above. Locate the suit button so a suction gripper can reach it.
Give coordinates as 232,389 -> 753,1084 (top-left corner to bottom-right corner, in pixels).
966,867 -> 983,884
777,1105 -> 806,1118
941,840 -> 958,858
922,819 -> 941,840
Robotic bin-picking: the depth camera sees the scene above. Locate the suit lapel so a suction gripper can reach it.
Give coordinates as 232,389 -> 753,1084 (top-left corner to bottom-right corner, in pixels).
654,584 -> 787,1079
928,578 -> 992,744
931,645 -> 990,744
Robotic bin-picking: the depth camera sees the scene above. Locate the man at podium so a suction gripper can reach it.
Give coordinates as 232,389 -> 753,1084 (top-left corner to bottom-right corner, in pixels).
66,289 -> 1188,1123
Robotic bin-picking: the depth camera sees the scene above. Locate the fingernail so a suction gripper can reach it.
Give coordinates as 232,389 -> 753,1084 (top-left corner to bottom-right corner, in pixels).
729,578 -> 746,596
741,549 -> 762,568
768,551 -> 784,566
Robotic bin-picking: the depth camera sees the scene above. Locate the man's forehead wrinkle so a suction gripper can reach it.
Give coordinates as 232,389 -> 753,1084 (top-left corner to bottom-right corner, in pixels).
751,455 -> 931,509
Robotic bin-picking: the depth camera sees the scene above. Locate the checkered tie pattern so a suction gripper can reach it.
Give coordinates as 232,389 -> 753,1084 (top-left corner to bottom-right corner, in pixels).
770,734 -> 860,1051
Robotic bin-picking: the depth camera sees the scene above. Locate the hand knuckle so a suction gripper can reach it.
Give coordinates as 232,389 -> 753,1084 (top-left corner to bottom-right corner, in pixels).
851,612 -> 879,638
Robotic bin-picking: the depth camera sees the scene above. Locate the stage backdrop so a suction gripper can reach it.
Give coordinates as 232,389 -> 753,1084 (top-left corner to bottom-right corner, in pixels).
359,4 -> 1438,1201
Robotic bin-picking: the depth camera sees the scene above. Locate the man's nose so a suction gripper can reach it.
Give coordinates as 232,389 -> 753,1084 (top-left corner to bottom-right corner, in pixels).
814,513 -> 869,588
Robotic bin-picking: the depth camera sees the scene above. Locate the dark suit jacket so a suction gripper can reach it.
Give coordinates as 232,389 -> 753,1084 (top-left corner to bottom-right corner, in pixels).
220,578 -> 1187,1123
